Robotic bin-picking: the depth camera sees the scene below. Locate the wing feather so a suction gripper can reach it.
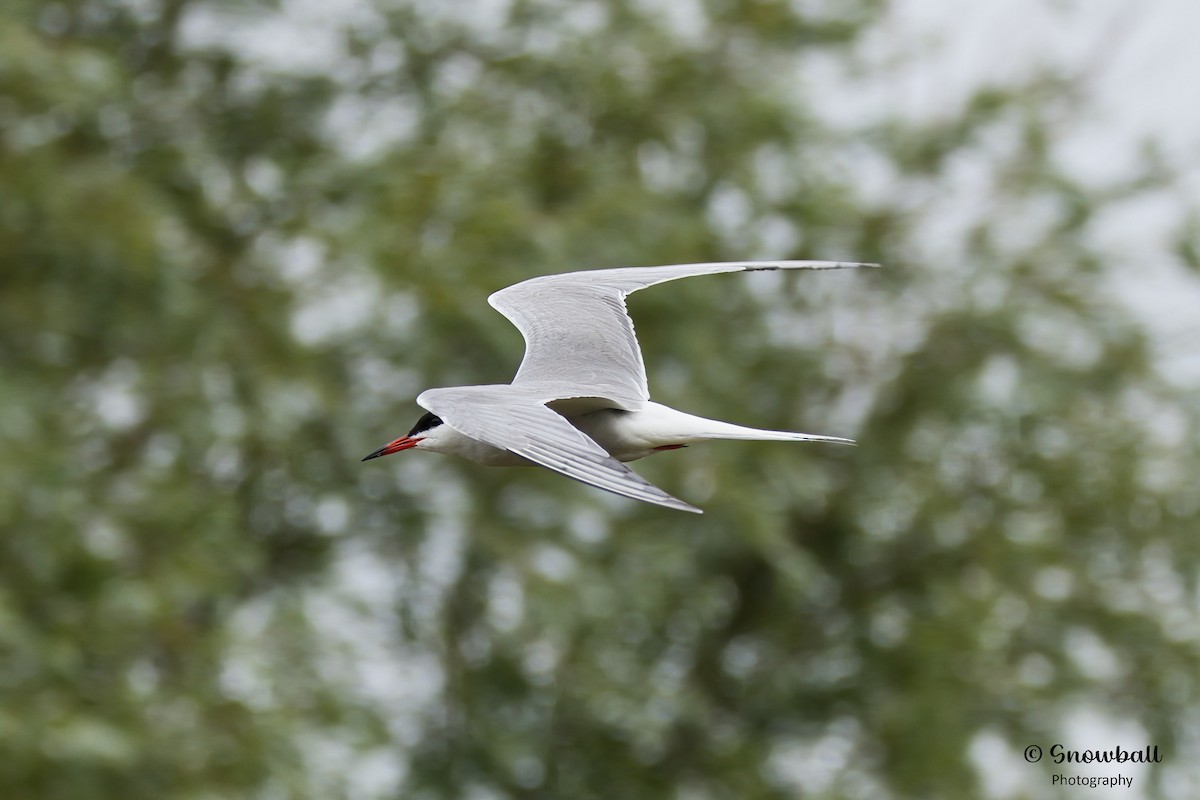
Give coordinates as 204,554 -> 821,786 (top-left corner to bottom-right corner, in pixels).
417,386 -> 701,513
487,260 -> 878,409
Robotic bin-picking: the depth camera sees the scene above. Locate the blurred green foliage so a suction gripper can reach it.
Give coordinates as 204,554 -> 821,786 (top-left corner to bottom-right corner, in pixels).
3,1 -> 1199,798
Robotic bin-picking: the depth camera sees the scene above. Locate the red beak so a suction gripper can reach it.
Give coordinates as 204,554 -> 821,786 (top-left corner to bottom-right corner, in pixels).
361,436 -> 420,461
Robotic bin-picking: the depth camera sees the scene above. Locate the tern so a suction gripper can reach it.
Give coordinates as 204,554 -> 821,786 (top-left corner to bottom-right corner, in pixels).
363,261 -> 875,513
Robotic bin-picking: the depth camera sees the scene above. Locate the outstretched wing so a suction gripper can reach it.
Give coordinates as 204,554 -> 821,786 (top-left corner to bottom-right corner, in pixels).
417,386 -> 702,513
487,260 -> 877,410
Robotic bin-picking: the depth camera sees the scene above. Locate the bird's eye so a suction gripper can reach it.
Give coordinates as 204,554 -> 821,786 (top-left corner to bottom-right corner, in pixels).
408,412 -> 443,437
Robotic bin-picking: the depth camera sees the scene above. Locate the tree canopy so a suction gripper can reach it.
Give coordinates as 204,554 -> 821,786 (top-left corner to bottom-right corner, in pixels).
3,1 -> 1198,798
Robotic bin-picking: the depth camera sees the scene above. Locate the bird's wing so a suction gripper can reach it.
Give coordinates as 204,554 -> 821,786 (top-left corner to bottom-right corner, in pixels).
417,386 -> 701,513
487,260 -> 878,410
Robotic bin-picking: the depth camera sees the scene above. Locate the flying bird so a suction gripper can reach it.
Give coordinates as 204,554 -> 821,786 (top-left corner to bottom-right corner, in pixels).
363,261 -> 876,513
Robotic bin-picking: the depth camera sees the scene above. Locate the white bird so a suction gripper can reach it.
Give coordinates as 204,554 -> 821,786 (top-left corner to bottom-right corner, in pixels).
363,261 -> 876,513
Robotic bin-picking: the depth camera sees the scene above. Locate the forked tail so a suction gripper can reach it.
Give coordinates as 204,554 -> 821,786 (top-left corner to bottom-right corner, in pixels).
685,417 -> 855,446
637,403 -> 855,446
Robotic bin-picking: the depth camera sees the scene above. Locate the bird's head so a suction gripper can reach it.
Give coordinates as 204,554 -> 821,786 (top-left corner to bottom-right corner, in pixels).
361,411 -> 445,461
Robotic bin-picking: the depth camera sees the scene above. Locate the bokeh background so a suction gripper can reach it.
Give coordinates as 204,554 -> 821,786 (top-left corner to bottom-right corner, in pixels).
4,1 -> 1200,798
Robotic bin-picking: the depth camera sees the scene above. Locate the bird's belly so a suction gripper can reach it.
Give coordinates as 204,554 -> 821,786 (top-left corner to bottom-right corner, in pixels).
465,422 -> 648,465
568,407 -> 672,462
445,403 -> 693,466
